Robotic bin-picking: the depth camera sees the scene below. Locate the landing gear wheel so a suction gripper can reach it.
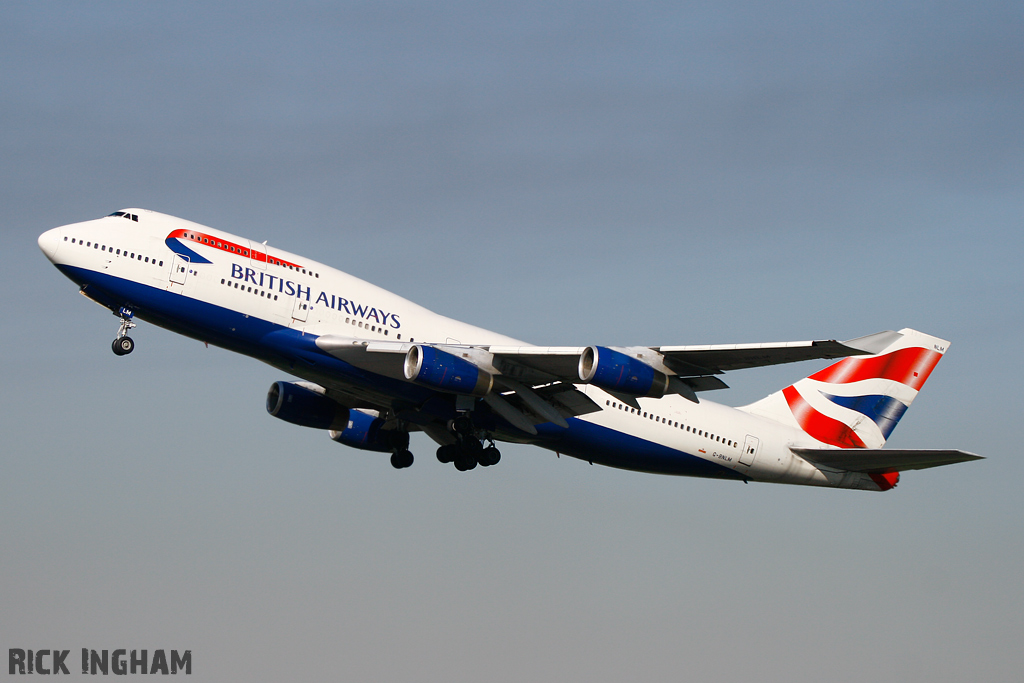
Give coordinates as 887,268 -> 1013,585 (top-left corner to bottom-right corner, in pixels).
479,446 -> 501,467
112,336 -> 135,356
391,450 -> 414,469
454,454 -> 477,471
452,415 -> 475,436
437,444 -> 458,464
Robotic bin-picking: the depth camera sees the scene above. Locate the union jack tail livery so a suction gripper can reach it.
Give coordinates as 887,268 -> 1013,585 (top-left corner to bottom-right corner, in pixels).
740,328 -> 948,449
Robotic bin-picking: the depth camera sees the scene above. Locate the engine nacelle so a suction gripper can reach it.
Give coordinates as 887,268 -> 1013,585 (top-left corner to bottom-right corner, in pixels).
578,346 -> 669,398
266,381 -> 350,430
403,345 -> 493,396
329,409 -> 410,453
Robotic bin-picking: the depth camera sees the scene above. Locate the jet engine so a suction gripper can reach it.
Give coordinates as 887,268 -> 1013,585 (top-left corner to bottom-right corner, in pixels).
578,346 -> 669,398
266,381 -> 350,430
329,409 -> 410,453
403,345 -> 493,396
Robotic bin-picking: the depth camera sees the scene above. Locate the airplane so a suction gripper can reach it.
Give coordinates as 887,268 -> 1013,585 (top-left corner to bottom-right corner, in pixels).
37,208 -> 981,491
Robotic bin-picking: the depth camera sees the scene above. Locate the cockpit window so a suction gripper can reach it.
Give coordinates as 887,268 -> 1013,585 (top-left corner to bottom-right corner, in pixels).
106,211 -> 139,222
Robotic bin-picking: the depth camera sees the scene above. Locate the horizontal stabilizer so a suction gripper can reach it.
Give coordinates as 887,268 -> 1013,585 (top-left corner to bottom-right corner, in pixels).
792,447 -> 983,474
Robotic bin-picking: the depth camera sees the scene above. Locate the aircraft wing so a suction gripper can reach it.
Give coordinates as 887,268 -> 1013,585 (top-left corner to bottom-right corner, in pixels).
316,331 -> 889,388
651,330 -> 903,376
313,331 -> 897,435
487,330 -> 898,383
792,447 -> 984,474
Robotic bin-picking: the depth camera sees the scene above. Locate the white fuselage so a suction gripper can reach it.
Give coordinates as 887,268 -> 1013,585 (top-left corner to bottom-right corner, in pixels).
38,209 -> 884,491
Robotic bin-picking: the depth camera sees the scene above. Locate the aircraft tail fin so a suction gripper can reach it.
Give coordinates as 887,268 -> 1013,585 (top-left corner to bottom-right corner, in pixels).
738,328 -> 948,449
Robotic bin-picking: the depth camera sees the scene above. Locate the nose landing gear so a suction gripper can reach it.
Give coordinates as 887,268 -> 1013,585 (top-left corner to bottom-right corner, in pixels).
112,307 -> 136,356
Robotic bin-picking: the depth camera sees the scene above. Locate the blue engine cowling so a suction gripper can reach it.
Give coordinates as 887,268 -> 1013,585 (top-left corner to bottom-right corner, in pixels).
266,381 -> 350,430
578,346 -> 669,398
403,345 -> 493,396
329,409 -> 410,452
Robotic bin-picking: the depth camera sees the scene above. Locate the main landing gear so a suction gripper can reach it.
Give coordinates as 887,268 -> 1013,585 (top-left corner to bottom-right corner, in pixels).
386,429 -> 414,470
436,414 -> 501,472
112,307 -> 136,356
390,449 -> 414,469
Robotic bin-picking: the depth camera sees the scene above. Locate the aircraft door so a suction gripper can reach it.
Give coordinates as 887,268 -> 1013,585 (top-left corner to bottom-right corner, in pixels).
170,254 -> 190,285
291,295 -> 309,322
249,241 -> 267,270
739,435 -> 760,466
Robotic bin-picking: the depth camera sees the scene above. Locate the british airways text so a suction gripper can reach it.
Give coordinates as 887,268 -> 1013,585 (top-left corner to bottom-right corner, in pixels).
230,264 -> 401,328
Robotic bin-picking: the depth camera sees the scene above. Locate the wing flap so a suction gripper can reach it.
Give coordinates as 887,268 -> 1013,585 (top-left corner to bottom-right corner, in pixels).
792,447 -> 983,474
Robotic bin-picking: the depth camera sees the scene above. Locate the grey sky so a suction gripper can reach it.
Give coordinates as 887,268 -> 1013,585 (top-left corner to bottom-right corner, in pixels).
2,2 -> 1022,681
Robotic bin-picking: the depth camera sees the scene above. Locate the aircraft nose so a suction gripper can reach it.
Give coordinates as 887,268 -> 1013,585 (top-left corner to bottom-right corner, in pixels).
38,227 -> 61,261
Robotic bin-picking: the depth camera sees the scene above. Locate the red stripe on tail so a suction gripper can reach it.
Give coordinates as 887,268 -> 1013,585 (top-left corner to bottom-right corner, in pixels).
783,386 -> 867,449
869,472 -> 900,491
807,347 -> 941,391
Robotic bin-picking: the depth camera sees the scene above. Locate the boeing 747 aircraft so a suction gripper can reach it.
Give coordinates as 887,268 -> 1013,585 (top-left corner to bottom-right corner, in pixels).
38,209 -> 980,491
